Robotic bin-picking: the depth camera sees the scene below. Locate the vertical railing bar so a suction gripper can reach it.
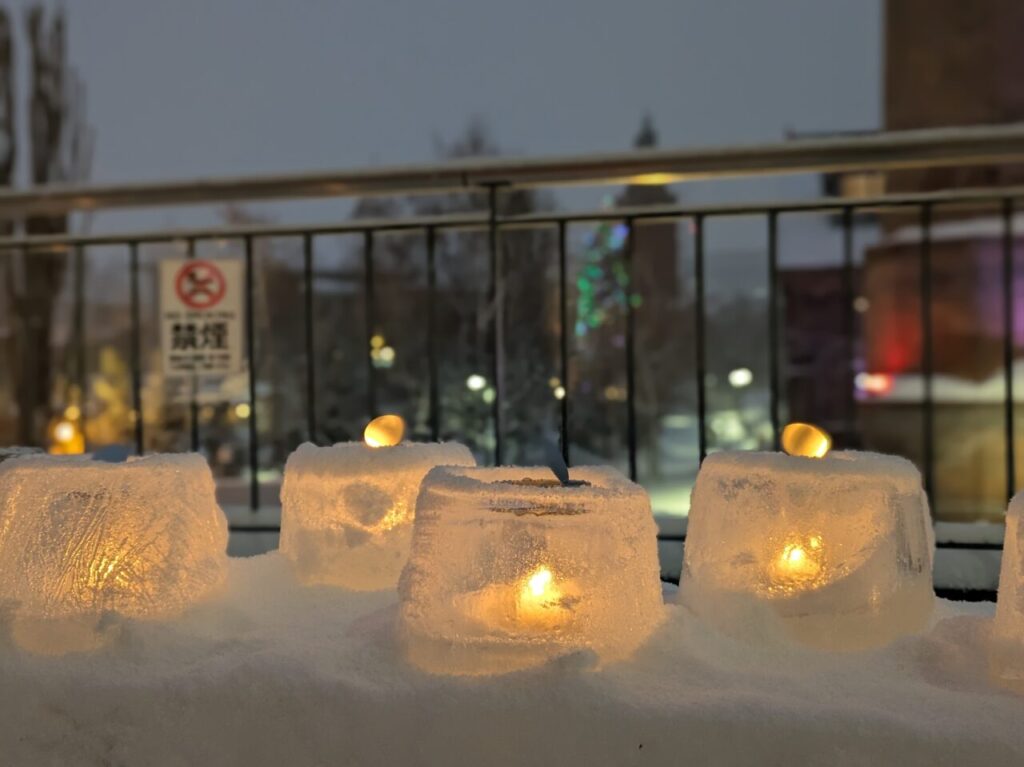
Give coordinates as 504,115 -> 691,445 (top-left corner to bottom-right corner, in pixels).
487,184 -> 505,465
425,226 -> 441,442
1003,197 -> 1016,502
624,217 -> 638,482
128,241 -> 144,455
694,214 -> 708,463
244,234 -> 259,511
73,244 -> 87,450
185,237 -> 200,453
363,230 -> 378,420
841,206 -> 856,446
302,232 -> 317,443
767,210 -> 781,450
557,220 -> 571,465
920,203 -> 935,502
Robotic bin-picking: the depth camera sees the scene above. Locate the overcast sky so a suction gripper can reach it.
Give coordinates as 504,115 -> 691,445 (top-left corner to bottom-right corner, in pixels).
65,1 -> 881,183
34,0 -> 883,282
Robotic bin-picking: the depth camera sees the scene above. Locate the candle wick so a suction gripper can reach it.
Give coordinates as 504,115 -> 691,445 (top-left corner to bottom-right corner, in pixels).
543,439 -> 570,486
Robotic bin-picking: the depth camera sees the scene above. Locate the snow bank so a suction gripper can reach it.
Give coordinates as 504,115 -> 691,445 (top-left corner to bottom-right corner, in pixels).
0,553 -> 1023,766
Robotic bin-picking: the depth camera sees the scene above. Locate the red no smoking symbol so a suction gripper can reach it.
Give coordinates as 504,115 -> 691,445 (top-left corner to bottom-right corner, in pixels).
175,260 -> 227,310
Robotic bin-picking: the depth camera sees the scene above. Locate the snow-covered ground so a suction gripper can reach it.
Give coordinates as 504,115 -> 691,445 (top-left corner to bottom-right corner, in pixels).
2,552 -> 1023,766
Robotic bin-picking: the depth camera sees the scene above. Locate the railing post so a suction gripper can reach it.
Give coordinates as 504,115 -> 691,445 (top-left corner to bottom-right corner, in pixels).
72,245 -> 87,450
302,232 -> 317,444
919,203 -> 935,502
767,210 -> 781,451
426,226 -> 441,442
1003,197 -> 1017,502
128,241 -> 144,455
244,235 -> 260,511
363,230 -> 378,420
185,237 -> 200,453
486,183 -> 505,465
841,206 -> 856,446
694,214 -> 708,463
624,218 -> 638,482
557,220 -> 570,465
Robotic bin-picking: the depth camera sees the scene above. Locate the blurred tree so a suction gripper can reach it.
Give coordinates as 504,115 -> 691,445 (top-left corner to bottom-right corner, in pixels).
2,5 -> 92,444
332,119 -> 556,463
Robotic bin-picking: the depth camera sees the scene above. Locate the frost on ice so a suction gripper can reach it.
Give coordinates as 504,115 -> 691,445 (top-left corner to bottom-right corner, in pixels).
280,441 -> 475,590
399,465 -> 665,675
0,453 -> 228,653
679,451 -> 935,650
991,492 -> 1024,689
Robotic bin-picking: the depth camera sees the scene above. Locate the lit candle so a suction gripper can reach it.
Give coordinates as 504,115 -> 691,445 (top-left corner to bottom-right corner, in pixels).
679,421 -> 935,650
399,465 -> 664,675
766,536 -> 824,593
280,415 -> 475,591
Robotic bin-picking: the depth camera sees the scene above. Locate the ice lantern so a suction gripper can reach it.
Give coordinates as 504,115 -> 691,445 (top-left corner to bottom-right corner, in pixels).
990,493 -> 1024,690
398,465 -> 665,675
679,424 -> 935,651
0,454 -> 229,655
279,416 -> 475,590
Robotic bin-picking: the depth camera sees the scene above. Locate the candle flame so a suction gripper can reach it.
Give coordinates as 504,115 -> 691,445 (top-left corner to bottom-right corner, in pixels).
526,567 -> 554,599
769,538 -> 825,592
781,422 -> 832,458
363,414 -> 405,447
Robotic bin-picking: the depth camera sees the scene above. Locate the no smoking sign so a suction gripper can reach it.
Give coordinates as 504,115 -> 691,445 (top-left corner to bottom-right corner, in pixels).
175,261 -> 228,310
160,258 -> 244,379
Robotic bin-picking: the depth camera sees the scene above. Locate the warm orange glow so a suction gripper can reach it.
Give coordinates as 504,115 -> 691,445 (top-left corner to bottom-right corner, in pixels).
516,566 -> 570,630
363,414 -> 405,448
48,417 -> 85,455
629,172 -> 684,185
768,538 -> 824,592
781,422 -> 831,458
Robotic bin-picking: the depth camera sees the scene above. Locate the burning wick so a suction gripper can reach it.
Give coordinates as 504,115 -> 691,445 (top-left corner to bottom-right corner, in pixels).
769,536 -> 824,591
516,566 -> 569,629
781,422 -> 832,458
364,414 -> 405,448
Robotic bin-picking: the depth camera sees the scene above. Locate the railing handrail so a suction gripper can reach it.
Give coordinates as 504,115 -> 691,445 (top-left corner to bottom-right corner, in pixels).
3,182 -> 1024,252
2,123 -> 1024,217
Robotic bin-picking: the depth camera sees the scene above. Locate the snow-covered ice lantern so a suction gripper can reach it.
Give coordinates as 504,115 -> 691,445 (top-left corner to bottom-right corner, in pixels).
280,415 -> 475,591
0,453 -> 228,655
398,465 -> 665,675
990,492 -> 1024,690
679,423 -> 935,650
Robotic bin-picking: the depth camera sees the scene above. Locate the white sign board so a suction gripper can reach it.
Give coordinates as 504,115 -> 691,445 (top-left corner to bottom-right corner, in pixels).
159,259 -> 244,379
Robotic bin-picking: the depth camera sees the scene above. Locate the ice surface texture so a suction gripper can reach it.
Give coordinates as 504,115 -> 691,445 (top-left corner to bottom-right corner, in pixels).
680,450 -> 935,650
0,453 -> 228,651
0,446 -> 43,464
991,492 -> 1024,688
280,441 -> 475,590
399,465 -> 665,675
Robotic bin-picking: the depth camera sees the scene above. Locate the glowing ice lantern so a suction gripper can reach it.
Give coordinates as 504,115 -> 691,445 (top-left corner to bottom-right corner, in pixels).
990,492 -> 1024,690
679,423 -> 934,650
398,465 -> 665,675
279,415 -> 475,591
0,453 -> 228,655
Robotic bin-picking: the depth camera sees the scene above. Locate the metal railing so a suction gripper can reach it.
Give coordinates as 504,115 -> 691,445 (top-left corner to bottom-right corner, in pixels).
3,123 -> 1024,586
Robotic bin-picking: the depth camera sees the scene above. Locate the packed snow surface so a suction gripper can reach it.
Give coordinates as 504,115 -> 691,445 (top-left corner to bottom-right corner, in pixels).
399,465 -> 664,674
681,450 -> 935,650
0,553 -> 1022,766
280,441 -> 474,590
